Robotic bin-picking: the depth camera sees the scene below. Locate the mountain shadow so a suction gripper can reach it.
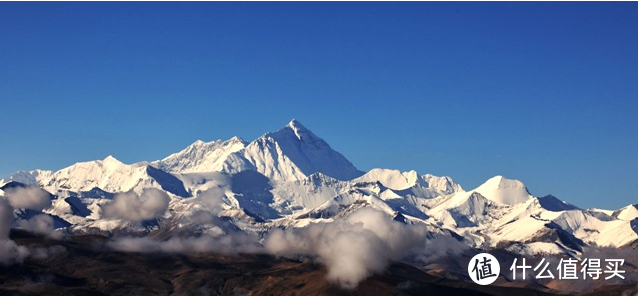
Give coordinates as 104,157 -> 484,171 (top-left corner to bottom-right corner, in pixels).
230,170 -> 280,220
145,166 -> 190,197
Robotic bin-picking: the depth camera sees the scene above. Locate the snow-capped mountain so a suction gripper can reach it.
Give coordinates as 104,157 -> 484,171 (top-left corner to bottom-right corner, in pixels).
149,120 -> 363,182
423,175 -> 638,252
473,175 -> 532,205
240,120 -> 364,181
1,119 -> 637,259
2,169 -> 53,186
10,155 -> 190,198
613,204 -> 638,221
151,136 -> 248,174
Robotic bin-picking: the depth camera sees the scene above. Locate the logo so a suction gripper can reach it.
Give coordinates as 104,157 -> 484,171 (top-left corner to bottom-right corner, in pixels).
468,253 -> 500,285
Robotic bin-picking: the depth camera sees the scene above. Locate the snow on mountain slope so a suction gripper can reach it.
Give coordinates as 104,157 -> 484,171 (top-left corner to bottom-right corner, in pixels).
0,169 -> 53,187
288,178 -> 437,225
474,176 -> 532,205
175,171 -> 231,196
238,120 -> 364,181
429,191 -> 498,228
589,208 -> 614,216
352,169 -> 462,202
296,183 -> 398,221
538,195 -> 580,212
464,196 -> 638,249
147,120 -> 364,182
151,137 -> 247,173
38,155 -> 189,197
422,174 -> 463,195
353,169 -> 420,190
422,187 -> 637,251
585,208 -> 615,221
548,209 -> 638,247
183,164 -> 638,252
422,176 -> 539,247
230,168 -> 455,222
39,155 -> 142,193
506,242 -> 567,256
377,188 -> 431,221
613,204 -> 638,221
593,219 -> 638,246
270,173 -> 348,215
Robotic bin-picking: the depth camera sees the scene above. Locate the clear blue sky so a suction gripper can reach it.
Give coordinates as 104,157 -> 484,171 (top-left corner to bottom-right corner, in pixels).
1,2 -> 637,210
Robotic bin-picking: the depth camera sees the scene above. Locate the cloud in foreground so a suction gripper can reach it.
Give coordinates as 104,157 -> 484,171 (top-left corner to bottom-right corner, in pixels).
264,207 -> 429,288
0,192 -> 63,265
103,188 -> 170,222
17,214 -> 62,239
4,186 -> 52,211
107,207 -> 444,289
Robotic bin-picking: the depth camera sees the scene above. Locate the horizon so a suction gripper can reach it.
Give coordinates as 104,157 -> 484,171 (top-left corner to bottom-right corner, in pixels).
1,2 -> 637,210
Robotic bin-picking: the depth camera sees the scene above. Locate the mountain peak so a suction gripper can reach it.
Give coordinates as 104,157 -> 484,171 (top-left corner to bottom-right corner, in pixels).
228,136 -> 247,145
241,120 -> 363,181
474,175 -> 532,205
285,119 -> 310,140
266,119 -> 320,145
480,175 -> 523,189
614,204 -> 638,221
287,119 -> 303,128
538,195 -> 580,212
151,136 -> 247,174
192,139 -> 206,146
103,155 -> 122,165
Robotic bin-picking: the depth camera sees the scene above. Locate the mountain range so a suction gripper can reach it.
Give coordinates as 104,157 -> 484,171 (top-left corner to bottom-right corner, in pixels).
1,119 -> 637,294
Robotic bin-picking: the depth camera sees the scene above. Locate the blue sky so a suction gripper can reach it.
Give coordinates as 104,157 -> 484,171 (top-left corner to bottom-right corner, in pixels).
1,2 -> 637,209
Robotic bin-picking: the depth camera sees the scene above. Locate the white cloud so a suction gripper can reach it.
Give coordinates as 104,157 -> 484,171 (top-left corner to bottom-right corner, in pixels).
0,239 -> 29,265
196,187 -> 228,213
0,197 -> 30,265
0,195 -> 65,265
108,207 -> 437,289
4,186 -> 51,211
264,207 -> 428,289
103,188 -> 170,222
17,214 -> 62,239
